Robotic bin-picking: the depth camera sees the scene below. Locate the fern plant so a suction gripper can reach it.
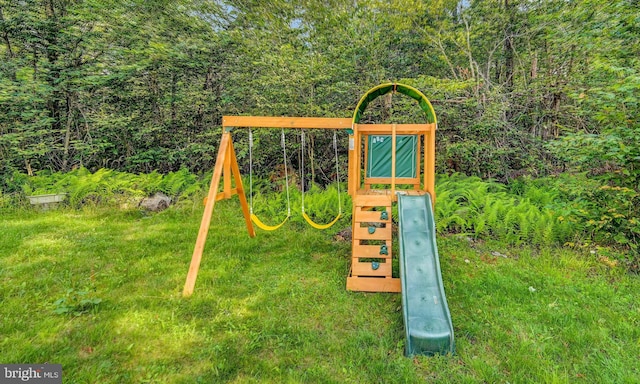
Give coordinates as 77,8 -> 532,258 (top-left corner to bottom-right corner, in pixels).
435,173 -> 575,246
18,167 -> 205,208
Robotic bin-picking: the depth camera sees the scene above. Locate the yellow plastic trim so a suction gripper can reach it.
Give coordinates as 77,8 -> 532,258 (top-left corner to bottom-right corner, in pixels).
302,212 -> 342,230
250,214 -> 289,231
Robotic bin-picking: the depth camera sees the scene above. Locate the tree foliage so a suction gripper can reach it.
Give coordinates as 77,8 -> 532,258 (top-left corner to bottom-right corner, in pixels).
1,1 -> 639,258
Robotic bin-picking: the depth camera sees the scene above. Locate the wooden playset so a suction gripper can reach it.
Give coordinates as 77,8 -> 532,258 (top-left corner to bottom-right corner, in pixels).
183,82 -> 437,297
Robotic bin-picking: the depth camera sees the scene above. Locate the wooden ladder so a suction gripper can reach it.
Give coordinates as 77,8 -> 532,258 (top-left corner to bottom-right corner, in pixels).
346,194 -> 401,292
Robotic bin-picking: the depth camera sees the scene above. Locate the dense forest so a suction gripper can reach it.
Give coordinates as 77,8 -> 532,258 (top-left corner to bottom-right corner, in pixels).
1,0 -> 636,176
1,1 -> 639,258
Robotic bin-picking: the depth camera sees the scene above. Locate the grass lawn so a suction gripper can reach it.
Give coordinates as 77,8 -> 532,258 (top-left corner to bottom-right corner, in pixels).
1,200 -> 639,383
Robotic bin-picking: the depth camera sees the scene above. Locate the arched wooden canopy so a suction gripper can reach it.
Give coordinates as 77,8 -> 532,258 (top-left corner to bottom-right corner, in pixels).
352,82 -> 437,124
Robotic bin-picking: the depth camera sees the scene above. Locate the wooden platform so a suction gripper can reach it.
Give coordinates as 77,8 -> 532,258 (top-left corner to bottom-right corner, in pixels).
355,189 -> 424,202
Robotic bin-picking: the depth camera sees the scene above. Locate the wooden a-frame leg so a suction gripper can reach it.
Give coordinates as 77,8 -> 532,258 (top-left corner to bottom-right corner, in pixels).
183,133 -> 230,297
183,132 -> 255,297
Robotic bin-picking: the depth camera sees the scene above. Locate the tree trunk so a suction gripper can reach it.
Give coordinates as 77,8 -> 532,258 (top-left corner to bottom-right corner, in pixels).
503,0 -> 514,92
531,54 -> 538,80
62,96 -> 73,171
25,159 -> 33,176
43,0 -> 64,156
0,7 -> 14,59
170,72 -> 177,131
503,0 -> 515,122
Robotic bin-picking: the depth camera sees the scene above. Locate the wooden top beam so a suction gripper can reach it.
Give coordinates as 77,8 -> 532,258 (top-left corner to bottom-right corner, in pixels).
222,116 -> 352,129
355,123 -> 436,134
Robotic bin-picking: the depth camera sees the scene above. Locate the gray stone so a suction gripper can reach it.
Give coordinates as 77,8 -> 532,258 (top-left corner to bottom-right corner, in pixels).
139,192 -> 172,212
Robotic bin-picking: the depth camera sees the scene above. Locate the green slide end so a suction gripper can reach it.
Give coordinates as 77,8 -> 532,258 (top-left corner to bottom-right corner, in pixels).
398,194 -> 455,356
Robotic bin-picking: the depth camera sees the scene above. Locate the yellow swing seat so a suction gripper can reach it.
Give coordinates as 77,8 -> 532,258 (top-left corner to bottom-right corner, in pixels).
250,213 -> 289,231
302,211 -> 341,230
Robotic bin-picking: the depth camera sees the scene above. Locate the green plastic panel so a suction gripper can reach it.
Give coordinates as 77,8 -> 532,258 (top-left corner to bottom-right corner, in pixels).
398,194 -> 455,356
367,135 -> 417,178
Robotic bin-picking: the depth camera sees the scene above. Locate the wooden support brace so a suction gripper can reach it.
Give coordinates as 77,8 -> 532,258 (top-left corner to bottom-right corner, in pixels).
228,139 -> 254,238
183,132 -> 254,297
224,141 -> 232,199
223,116 -> 351,129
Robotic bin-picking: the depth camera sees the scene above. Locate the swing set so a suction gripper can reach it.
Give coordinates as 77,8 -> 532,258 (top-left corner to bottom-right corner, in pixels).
247,129 -> 343,231
183,82 -> 438,297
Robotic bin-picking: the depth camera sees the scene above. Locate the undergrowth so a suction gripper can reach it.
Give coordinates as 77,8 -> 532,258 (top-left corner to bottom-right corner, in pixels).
435,173 -> 574,247
3,167 -> 207,208
510,173 -> 640,271
3,168 -> 638,271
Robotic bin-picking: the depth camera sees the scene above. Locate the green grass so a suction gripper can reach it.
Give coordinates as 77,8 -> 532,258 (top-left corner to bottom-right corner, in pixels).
1,201 -> 639,383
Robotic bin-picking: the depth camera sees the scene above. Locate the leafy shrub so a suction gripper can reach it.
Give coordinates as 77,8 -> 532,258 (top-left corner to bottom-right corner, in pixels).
434,173 -> 575,246
520,173 -> 640,271
0,191 -> 11,208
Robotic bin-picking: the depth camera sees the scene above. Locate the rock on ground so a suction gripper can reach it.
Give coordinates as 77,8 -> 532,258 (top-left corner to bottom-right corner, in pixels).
139,192 -> 172,212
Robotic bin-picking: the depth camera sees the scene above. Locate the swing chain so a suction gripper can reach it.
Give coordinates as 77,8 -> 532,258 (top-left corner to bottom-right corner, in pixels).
249,129 -> 253,215
249,129 -> 291,226
300,129 -> 342,228
301,131 -> 306,213
281,129 -> 291,216
333,130 -> 342,215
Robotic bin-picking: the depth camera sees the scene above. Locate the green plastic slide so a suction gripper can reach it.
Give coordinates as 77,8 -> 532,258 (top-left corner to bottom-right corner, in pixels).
398,193 -> 455,356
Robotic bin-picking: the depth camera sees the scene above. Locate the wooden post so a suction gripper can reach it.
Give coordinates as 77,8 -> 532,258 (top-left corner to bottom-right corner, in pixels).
391,123 -> 397,197
355,128 -> 362,194
415,133 -> 422,190
425,126 -> 436,206
363,134 -> 369,190
348,130 -> 359,196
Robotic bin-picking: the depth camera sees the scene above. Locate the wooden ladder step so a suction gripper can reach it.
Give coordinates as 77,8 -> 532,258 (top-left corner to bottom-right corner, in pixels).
353,226 -> 392,240
349,193 -> 396,292
351,243 -> 392,259
353,207 -> 391,223
351,260 -> 391,277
